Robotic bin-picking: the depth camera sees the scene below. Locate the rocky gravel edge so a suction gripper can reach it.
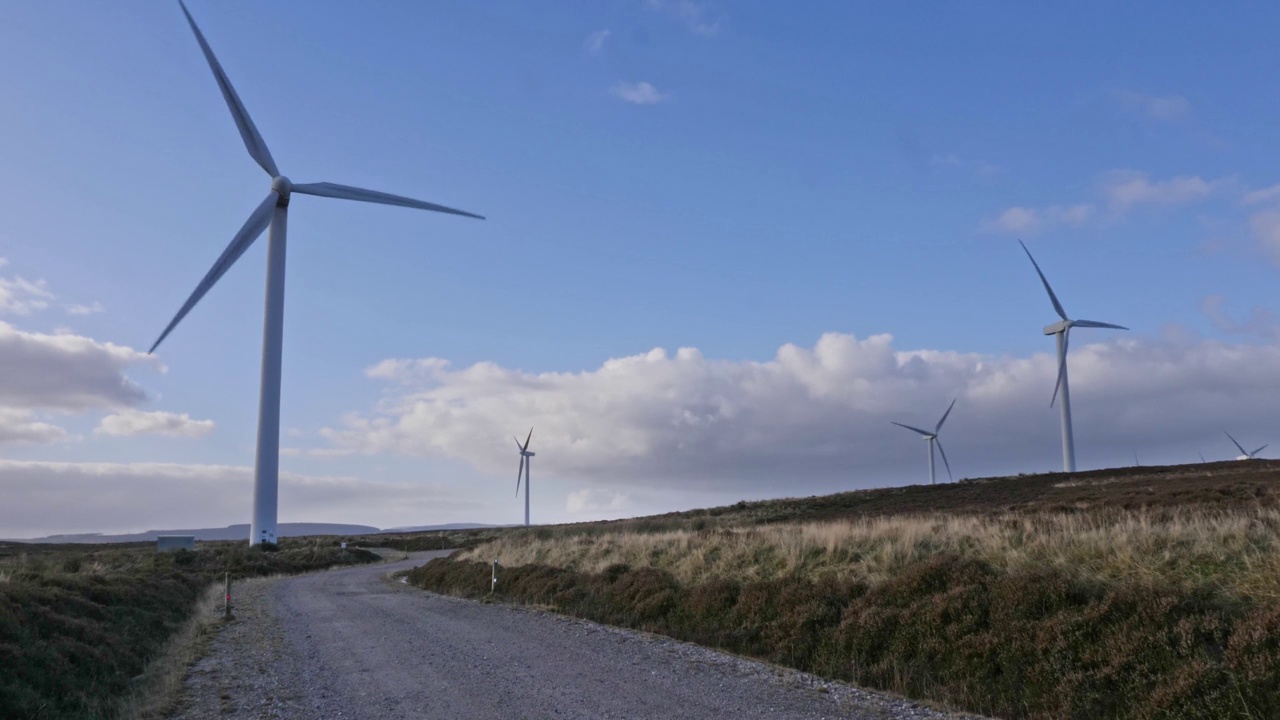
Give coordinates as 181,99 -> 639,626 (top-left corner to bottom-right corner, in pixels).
416,585 -> 988,720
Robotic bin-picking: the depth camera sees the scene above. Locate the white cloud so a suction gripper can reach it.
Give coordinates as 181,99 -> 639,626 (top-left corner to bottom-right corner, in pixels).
567,488 -> 631,515
1242,184 -> 1280,206
0,321 -> 159,412
584,29 -> 611,55
1250,210 -> 1280,265
321,330 -> 1280,490
96,409 -> 215,438
647,0 -> 722,36
612,81 -> 669,105
1101,170 -> 1218,212
0,273 -> 53,315
1114,90 -> 1191,120
0,408 -> 70,445
0,460 -> 484,538
985,204 -> 1092,236
65,301 -> 105,316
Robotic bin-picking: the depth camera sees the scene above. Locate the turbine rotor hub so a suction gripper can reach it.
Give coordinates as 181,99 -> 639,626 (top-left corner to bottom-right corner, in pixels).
271,175 -> 293,201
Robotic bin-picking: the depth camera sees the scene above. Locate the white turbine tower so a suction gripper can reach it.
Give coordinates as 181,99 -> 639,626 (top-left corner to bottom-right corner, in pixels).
1020,240 -> 1126,473
152,2 -> 483,545
891,398 -> 957,485
514,429 -> 535,526
1225,432 -> 1268,461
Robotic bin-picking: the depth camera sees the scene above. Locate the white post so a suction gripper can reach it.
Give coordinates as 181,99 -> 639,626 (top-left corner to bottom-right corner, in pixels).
1056,331 -> 1076,473
524,459 -> 531,527
251,202 -> 287,545
491,559 -> 498,593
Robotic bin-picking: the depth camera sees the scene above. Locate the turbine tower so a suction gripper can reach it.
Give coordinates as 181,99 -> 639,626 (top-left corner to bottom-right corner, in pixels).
514,429 -> 535,526
891,398 -> 957,485
1020,240 -> 1126,473
1225,432 -> 1268,460
152,2 -> 483,545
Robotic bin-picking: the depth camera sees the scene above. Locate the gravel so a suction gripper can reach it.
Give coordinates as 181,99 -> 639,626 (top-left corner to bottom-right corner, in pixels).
169,552 -> 986,720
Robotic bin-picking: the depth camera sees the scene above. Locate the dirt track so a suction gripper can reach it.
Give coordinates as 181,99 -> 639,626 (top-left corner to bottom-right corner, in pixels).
171,552 -> 979,720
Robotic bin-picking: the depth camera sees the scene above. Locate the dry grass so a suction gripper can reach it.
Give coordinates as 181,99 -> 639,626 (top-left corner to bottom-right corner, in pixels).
462,508 -> 1280,599
115,581 -> 226,720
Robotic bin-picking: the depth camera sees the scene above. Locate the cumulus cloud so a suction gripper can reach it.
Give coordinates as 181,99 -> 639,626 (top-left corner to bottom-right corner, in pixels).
0,460 -> 484,538
0,273 -> 54,315
647,0 -> 722,36
321,331 -> 1280,490
0,408 -> 70,445
612,81 -> 669,105
985,204 -> 1092,235
1114,90 -> 1191,120
1101,170 -> 1219,213
95,409 -> 215,438
0,321 -> 158,412
584,29 -> 611,55
1200,295 -> 1280,341
65,301 -> 105,316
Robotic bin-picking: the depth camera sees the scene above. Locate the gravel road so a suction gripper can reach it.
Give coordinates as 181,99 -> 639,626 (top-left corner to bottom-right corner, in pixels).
171,552 -> 982,720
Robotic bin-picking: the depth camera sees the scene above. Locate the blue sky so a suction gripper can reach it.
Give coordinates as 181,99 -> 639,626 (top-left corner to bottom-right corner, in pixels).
5,1 -> 1280,537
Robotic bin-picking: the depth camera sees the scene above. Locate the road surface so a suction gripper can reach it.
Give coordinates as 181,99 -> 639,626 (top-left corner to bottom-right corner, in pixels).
171,552 -> 977,720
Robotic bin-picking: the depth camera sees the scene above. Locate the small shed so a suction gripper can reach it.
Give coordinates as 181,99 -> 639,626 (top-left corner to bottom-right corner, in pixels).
156,535 -> 196,552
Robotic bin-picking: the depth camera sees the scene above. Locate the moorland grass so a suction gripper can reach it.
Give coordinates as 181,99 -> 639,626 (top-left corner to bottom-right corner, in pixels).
0,538 -> 379,720
409,466 -> 1280,719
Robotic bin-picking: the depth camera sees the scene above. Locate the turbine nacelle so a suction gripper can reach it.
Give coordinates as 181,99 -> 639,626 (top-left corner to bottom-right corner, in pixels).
270,175 -> 293,202
1043,319 -> 1072,335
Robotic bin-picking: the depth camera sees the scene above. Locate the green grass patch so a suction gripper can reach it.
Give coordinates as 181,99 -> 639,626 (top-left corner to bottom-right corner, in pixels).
0,538 -> 379,720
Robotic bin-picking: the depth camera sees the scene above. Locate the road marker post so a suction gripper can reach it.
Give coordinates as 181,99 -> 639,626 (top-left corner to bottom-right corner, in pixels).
491,559 -> 499,594
224,571 -> 232,619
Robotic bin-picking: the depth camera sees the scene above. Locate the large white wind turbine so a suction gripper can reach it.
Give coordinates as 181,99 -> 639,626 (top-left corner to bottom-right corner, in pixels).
514,429 -> 535,526
152,2 -> 483,545
1020,241 -> 1126,473
891,398 -> 957,485
1225,432 -> 1268,461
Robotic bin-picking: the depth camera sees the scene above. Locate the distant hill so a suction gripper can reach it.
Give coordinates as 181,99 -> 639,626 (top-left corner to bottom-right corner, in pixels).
9,522 -> 382,544
380,523 -> 501,533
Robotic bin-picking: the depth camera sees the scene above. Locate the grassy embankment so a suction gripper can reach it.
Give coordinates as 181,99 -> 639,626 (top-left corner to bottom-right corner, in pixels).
410,461 -> 1280,719
0,538 -> 380,720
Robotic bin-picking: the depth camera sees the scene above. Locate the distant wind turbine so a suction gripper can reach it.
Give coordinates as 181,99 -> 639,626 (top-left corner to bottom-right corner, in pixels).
1198,451 -> 1207,464
1225,432 -> 1268,461
152,2 -> 483,545
891,398 -> 957,485
514,429 -> 535,526
1020,240 -> 1127,473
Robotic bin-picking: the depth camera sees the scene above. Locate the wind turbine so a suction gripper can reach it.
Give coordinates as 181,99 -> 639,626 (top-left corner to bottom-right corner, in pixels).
514,429 -> 535,526
1020,240 -> 1126,473
152,2 -> 483,545
1225,432 -> 1268,461
891,398 -> 957,485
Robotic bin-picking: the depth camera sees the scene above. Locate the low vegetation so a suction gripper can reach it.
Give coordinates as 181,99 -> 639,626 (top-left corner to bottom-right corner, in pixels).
0,538 -> 379,720
409,462 -> 1280,719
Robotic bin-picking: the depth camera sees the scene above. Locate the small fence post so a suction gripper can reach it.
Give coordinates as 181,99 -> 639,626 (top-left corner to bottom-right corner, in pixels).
224,571 -> 232,619
491,558 -> 499,594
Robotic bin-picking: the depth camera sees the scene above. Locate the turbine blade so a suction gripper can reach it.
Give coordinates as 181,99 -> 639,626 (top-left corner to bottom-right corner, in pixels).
513,435 -> 524,452
934,397 -> 957,434
1050,329 -> 1069,408
523,427 -> 533,451
150,191 -> 278,353
178,1 -> 279,177
516,456 -> 524,497
1019,240 -> 1068,321
1198,451 -> 1206,464
1253,444 -> 1268,457
891,421 -> 933,437
292,182 -> 484,220
1225,431 -> 1248,457
1073,319 -> 1128,330
936,439 -> 954,482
